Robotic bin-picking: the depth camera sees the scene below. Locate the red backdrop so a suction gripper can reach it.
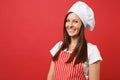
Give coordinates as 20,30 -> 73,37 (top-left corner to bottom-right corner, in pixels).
0,0 -> 120,80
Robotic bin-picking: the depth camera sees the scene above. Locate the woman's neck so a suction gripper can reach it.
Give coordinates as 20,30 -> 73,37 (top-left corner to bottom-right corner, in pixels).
70,37 -> 78,45
67,37 -> 78,52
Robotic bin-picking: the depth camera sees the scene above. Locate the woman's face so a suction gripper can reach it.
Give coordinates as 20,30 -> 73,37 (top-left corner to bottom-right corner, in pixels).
65,13 -> 82,38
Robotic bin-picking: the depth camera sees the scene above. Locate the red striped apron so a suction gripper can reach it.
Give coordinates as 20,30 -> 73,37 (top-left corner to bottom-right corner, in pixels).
54,51 -> 86,80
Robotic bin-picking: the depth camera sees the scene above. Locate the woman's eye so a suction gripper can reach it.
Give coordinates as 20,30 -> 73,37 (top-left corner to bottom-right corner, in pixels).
74,20 -> 78,23
66,19 -> 70,22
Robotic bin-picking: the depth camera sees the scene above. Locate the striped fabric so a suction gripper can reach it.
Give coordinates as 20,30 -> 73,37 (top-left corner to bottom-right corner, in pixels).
54,51 -> 86,80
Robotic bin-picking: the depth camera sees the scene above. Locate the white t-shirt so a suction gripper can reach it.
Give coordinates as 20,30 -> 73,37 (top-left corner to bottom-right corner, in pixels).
50,41 -> 103,79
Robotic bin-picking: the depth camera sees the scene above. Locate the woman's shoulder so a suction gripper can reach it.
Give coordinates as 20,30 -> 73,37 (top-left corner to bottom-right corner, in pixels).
87,42 -> 99,51
50,41 -> 63,56
55,41 -> 63,46
87,42 -> 97,47
87,42 -> 99,54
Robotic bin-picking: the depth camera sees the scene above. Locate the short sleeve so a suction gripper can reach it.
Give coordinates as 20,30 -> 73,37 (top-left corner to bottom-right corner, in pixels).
88,43 -> 103,65
50,41 -> 63,56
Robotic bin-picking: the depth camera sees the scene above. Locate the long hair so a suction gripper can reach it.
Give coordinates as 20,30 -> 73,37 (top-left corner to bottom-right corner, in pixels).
53,12 -> 88,65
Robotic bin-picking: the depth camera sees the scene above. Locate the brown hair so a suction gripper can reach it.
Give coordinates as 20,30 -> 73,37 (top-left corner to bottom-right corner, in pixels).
53,12 -> 88,65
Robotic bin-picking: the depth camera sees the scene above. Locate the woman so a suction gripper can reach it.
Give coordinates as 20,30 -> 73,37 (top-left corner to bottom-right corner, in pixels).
47,1 -> 102,80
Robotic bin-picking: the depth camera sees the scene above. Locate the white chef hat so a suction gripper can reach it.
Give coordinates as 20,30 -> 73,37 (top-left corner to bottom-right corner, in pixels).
68,1 -> 95,31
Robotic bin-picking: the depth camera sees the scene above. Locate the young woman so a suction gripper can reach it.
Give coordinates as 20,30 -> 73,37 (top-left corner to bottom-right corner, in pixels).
47,1 -> 102,80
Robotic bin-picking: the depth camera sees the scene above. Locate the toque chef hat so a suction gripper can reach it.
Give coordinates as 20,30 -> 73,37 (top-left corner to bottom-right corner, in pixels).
68,1 -> 95,31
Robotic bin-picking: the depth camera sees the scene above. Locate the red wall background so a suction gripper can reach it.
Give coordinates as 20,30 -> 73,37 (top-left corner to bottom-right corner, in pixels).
0,0 -> 120,80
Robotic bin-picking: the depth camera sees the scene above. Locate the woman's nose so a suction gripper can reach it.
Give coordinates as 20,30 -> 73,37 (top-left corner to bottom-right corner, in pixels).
69,22 -> 73,28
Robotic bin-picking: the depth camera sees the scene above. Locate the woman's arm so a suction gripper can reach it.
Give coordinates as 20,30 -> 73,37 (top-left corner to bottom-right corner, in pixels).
47,61 -> 54,80
89,61 -> 101,80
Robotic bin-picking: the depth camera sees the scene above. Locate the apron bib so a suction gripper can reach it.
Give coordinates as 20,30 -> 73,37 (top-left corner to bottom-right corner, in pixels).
54,51 -> 86,80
